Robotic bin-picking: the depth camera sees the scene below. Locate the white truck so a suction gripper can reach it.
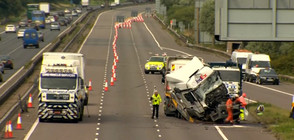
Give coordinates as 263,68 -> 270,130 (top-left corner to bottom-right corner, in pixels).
244,53 -> 271,82
81,0 -> 89,7
163,56 -> 240,122
231,49 -> 252,75
38,52 -> 88,122
39,2 -> 50,16
115,0 -> 120,5
208,61 -> 242,95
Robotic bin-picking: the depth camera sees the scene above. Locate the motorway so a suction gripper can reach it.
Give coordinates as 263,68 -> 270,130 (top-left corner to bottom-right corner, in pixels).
0,9 -> 84,82
2,3 -> 294,140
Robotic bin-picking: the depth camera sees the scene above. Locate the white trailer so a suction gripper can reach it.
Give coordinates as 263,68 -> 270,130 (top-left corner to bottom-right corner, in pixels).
39,2 -> 50,16
81,0 -> 89,7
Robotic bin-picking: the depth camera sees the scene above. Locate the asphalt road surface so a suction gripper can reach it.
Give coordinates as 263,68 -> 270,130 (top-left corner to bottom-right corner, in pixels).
20,4 -> 294,140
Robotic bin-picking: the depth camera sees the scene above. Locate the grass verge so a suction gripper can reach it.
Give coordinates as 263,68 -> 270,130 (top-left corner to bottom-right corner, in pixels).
248,103 -> 294,140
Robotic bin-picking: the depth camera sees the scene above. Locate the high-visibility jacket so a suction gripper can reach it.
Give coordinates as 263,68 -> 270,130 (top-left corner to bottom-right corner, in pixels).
239,96 -> 247,108
152,94 -> 162,105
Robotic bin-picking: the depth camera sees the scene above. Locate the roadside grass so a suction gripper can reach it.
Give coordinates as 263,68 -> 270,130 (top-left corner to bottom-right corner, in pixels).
248,103 -> 294,140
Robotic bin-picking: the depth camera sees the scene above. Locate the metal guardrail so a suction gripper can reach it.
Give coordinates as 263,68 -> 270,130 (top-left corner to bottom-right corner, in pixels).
153,14 -> 294,82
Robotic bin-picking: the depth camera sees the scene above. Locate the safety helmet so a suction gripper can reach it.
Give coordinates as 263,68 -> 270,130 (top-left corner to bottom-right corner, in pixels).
242,93 -> 247,97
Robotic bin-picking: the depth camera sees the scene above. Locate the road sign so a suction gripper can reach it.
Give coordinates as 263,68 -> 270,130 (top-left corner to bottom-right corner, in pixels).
215,0 -> 294,41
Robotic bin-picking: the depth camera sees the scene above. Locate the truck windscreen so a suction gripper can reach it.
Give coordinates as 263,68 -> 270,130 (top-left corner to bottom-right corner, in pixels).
251,61 -> 271,68
193,72 -> 223,101
237,58 -> 246,64
218,70 -> 240,82
41,77 -> 77,90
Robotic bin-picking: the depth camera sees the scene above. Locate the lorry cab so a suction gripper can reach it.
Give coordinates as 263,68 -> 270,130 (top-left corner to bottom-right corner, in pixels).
231,50 -> 252,74
245,53 -> 271,82
23,28 -> 39,49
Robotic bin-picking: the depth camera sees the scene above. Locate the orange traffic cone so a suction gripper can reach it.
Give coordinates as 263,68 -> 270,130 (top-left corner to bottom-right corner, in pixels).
113,72 -> 117,82
115,55 -> 119,63
104,80 -> 108,92
16,113 -> 22,130
110,77 -> 114,86
88,80 -> 92,91
114,61 -> 117,69
27,93 -> 33,108
4,122 -> 9,138
4,120 -> 13,138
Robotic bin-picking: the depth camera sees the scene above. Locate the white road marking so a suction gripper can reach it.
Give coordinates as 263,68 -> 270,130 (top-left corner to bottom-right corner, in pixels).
0,66 -> 23,89
161,47 -> 191,56
143,22 -> 163,50
31,43 -> 52,61
245,82 -> 293,96
23,118 -> 39,140
215,125 -> 229,140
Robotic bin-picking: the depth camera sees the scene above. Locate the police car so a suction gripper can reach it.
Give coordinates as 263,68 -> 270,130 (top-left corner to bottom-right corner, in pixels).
145,54 -> 167,74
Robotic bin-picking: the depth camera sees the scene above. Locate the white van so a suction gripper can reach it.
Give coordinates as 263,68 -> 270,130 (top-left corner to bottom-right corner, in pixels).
231,50 -> 252,72
244,54 -> 271,82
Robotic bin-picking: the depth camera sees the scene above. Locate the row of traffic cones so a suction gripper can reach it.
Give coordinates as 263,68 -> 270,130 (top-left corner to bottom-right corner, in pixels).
2,93 -> 32,138
103,14 -> 145,92
3,113 -> 23,139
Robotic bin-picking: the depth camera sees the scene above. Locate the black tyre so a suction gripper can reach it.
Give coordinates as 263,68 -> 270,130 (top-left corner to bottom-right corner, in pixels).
144,71 -> 149,74
24,45 -> 27,49
39,118 -> 45,122
79,105 -> 84,121
36,45 -> 39,48
151,71 -> 154,74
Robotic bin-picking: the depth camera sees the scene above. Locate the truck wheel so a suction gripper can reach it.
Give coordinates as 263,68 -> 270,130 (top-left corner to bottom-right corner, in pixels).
79,105 -> 84,121
36,45 -> 39,48
39,118 -> 45,122
24,45 -> 27,49
144,71 -> 149,74
151,71 -> 154,74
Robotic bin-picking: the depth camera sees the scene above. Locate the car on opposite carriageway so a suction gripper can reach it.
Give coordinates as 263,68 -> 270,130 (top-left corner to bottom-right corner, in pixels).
0,55 -> 14,69
256,68 -> 279,85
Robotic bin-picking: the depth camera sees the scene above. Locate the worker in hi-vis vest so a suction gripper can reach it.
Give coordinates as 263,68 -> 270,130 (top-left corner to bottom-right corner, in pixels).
150,88 -> 162,119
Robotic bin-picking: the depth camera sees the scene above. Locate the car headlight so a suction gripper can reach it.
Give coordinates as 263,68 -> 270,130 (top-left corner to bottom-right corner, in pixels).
145,64 -> 149,69
158,64 -> 163,69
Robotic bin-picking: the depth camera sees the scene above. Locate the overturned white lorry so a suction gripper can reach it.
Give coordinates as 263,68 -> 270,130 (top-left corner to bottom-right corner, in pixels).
163,56 -> 240,122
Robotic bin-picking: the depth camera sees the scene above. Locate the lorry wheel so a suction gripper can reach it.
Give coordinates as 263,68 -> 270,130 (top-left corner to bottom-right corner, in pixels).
39,118 -> 45,122
144,71 -> 149,74
24,45 -> 27,49
36,45 -> 39,48
79,105 -> 84,121
151,72 -> 154,74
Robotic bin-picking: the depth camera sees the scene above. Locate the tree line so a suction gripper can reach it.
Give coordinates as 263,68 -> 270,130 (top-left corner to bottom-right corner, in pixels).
160,0 -> 294,76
